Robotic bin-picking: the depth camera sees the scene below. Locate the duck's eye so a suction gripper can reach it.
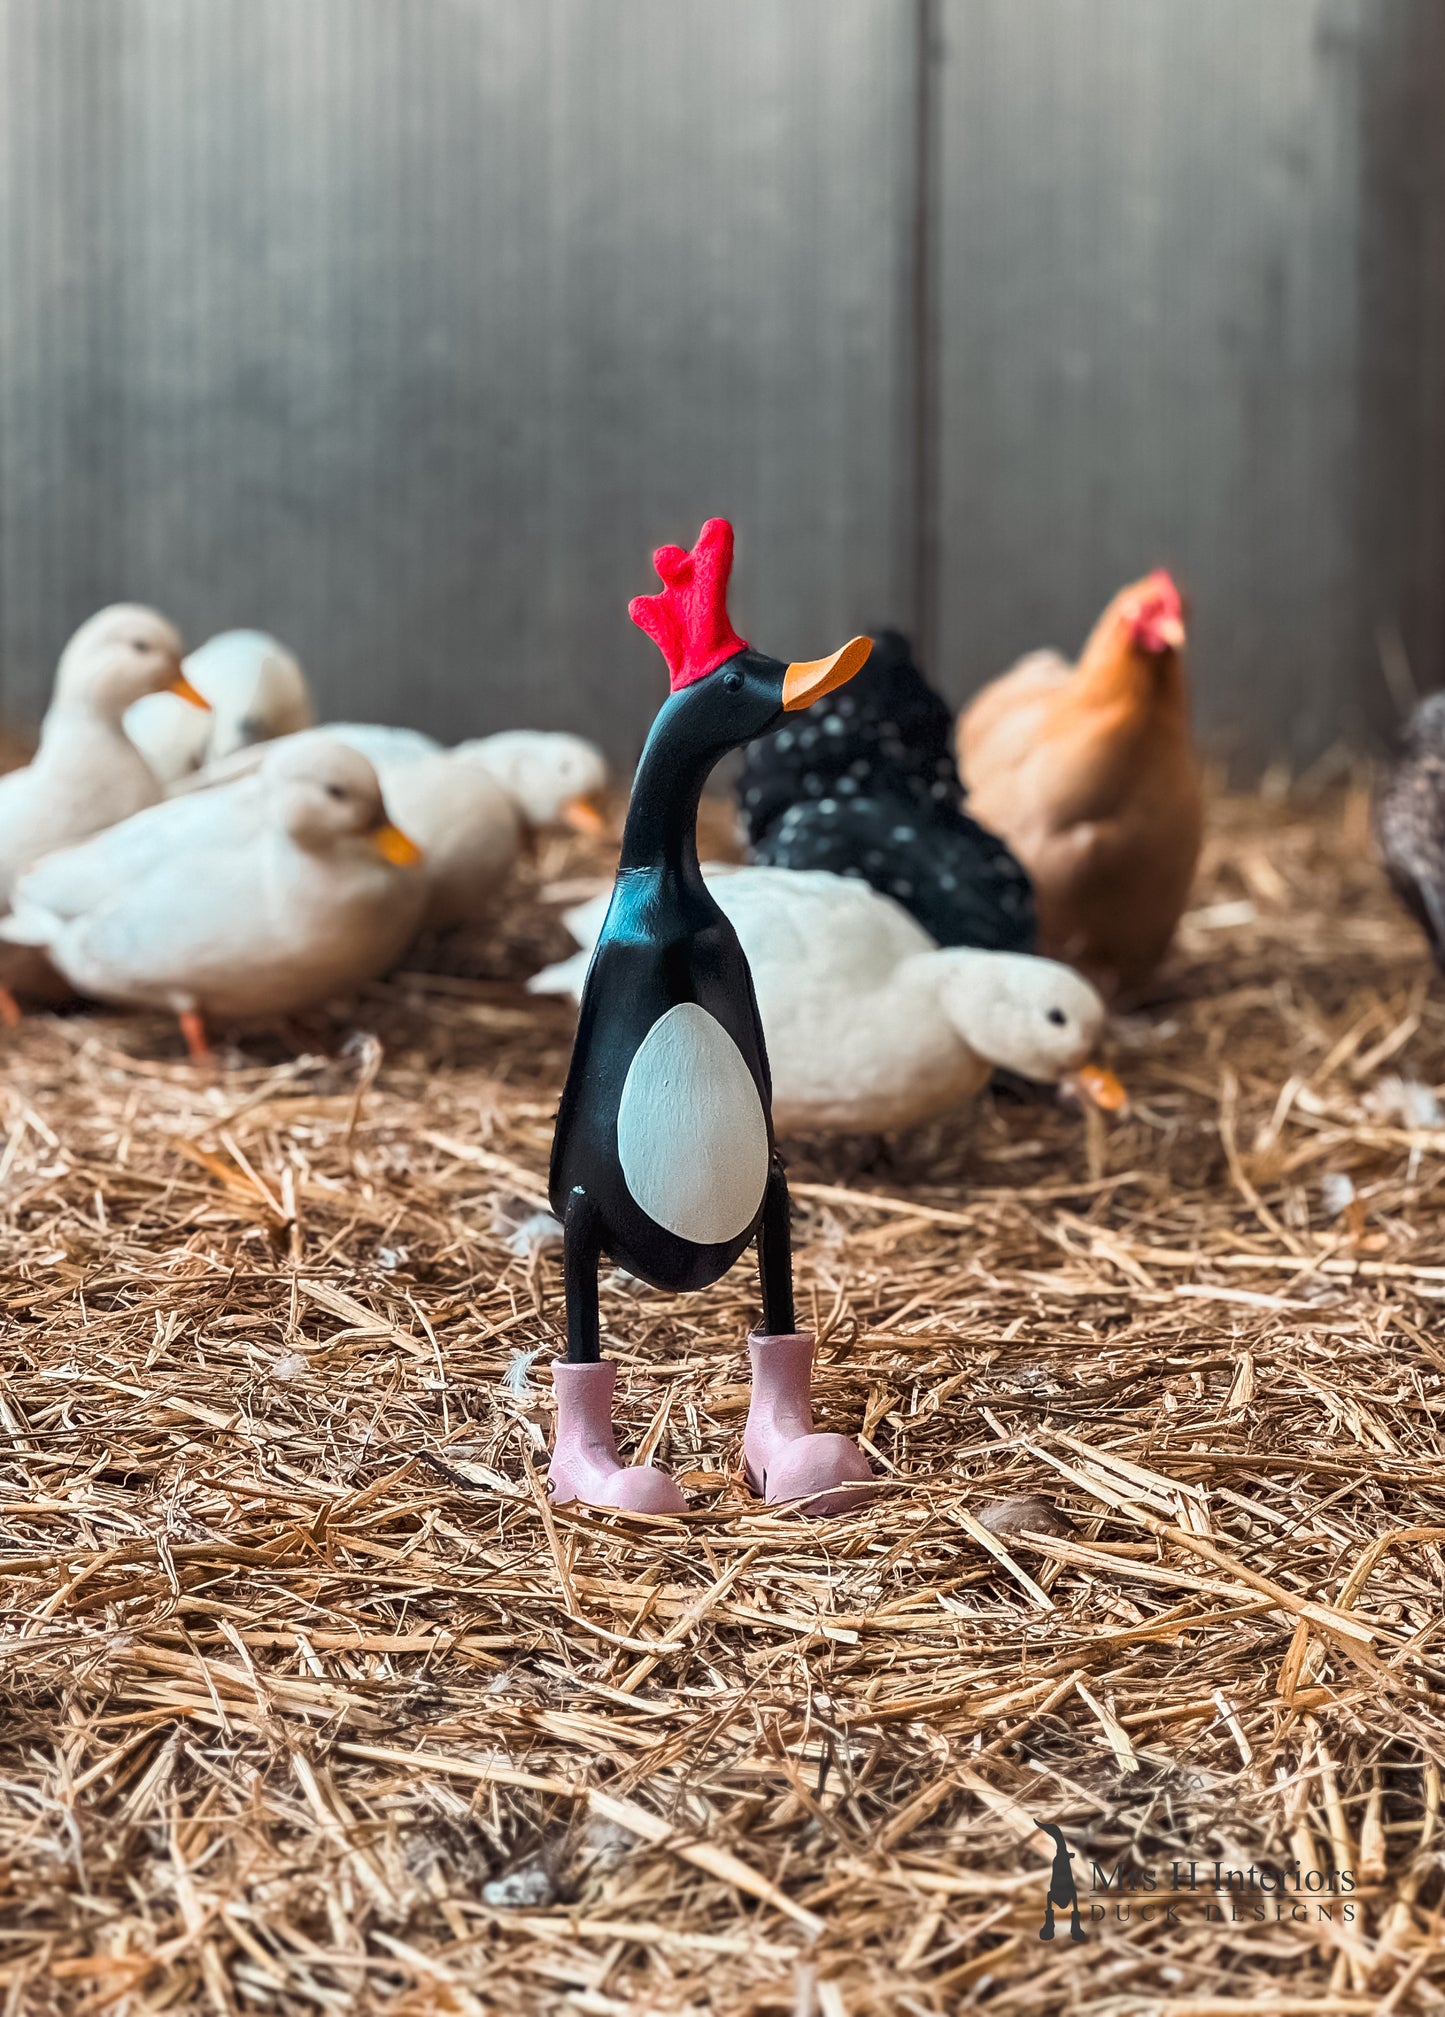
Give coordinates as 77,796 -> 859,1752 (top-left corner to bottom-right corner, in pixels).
325,783 -> 346,802
130,638 -> 154,653
1047,1008 -> 1067,1027
722,669 -> 744,693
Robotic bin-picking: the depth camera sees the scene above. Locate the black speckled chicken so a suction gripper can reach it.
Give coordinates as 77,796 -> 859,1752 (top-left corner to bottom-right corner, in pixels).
1377,691 -> 1445,967
736,629 -> 1036,952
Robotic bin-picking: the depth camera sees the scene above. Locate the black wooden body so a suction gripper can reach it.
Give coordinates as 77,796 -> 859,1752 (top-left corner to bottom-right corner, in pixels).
547,656 -> 797,1297
548,856 -> 774,1293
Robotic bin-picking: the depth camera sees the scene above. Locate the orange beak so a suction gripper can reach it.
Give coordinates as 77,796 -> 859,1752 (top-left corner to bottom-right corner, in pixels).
168,672 -> 211,710
781,636 -> 873,711
371,821 -> 423,868
562,791 -> 609,836
1072,1064 -> 1129,1114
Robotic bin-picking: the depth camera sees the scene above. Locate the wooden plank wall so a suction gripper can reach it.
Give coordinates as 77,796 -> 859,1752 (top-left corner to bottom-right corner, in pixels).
0,0 -> 1441,766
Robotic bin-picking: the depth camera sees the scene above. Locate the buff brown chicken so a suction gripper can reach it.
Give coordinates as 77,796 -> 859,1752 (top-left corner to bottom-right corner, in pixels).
956,572 -> 1201,1001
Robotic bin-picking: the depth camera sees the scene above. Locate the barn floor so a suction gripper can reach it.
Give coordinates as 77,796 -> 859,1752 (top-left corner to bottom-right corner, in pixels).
2,780 -> 1444,2017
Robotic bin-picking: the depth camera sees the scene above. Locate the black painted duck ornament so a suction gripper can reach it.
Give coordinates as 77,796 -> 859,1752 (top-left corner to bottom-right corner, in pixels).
547,518 -> 876,1515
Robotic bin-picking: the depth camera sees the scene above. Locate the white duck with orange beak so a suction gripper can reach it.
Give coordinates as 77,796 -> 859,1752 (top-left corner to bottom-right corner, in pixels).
1,737 -> 425,1059
387,732 -> 611,930
171,726 -> 611,932
533,865 -> 1118,1138
0,604 -> 203,903
124,628 -> 314,784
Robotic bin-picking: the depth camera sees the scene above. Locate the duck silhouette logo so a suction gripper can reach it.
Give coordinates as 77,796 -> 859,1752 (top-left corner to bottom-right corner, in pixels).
1035,1820 -> 1087,1941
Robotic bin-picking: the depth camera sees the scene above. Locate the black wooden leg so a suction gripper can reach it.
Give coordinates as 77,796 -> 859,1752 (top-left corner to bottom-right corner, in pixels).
756,1154 -> 797,1336
563,1186 -> 602,1363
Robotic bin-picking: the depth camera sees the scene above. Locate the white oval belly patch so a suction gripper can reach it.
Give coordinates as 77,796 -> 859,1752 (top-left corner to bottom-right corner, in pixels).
616,1003 -> 770,1246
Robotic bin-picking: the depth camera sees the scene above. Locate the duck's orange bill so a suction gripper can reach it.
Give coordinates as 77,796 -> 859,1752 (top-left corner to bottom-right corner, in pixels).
372,822 -> 423,867
782,635 -> 873,711
562,791 -> 609,836
169,672 -> 211,710
1074,1064 -> 1129,1114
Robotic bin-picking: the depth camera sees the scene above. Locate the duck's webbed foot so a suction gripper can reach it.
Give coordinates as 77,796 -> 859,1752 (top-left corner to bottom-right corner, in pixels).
177,1007 -> 214,1067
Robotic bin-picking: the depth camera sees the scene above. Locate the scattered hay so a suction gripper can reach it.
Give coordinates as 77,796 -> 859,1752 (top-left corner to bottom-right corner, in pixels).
2,781 -> 1444,2014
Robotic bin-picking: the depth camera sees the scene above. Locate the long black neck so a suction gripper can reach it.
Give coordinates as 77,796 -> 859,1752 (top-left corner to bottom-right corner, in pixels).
616,696 -> 719,879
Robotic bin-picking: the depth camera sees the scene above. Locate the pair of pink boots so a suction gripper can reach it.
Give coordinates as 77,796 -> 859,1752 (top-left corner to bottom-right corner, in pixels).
548,1332 -> 873,1517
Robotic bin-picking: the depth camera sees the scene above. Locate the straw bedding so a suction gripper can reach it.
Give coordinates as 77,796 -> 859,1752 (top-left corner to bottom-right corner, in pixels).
2,776 -> 1443,2015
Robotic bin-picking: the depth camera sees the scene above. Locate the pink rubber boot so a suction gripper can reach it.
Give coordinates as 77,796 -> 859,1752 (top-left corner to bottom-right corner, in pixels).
743,1333 -> 874,1516
548,1360 -> 687,1515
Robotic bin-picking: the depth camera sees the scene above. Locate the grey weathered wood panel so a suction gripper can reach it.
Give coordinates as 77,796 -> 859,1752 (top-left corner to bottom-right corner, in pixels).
935,0 -> 1445,767
0,0 -> 915,758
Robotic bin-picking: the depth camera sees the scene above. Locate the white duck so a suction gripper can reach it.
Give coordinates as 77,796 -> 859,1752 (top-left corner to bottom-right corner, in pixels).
125,629 -> 313,784
0,605 -> 198,907
374,754 -> 525,931
174,728 -> 611,932
167,720 -> 443,796
2,738 -> 425,1060
390,734 -> 611,929
451,730 -> 609,835
530,865 -> 1113,1136
326,722 -> 444,769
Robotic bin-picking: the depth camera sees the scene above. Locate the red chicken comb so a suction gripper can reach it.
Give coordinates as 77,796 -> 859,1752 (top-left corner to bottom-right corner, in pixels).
1127,570 -> 1186,655
629,518 -> 748,692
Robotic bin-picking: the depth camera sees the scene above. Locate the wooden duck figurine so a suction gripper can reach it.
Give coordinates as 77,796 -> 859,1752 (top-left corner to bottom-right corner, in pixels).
547,519 -> 874,1516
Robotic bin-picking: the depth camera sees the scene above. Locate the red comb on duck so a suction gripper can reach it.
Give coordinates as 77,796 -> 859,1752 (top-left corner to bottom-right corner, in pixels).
1127,570 -> 1186,656
629,517 -> 749,692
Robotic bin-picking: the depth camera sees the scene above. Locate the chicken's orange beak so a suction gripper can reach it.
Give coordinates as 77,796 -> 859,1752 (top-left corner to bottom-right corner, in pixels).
562,791 -> 609,836
781,636 -> 873,711
168,672 -> 211,710
371,822 -> 423,868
